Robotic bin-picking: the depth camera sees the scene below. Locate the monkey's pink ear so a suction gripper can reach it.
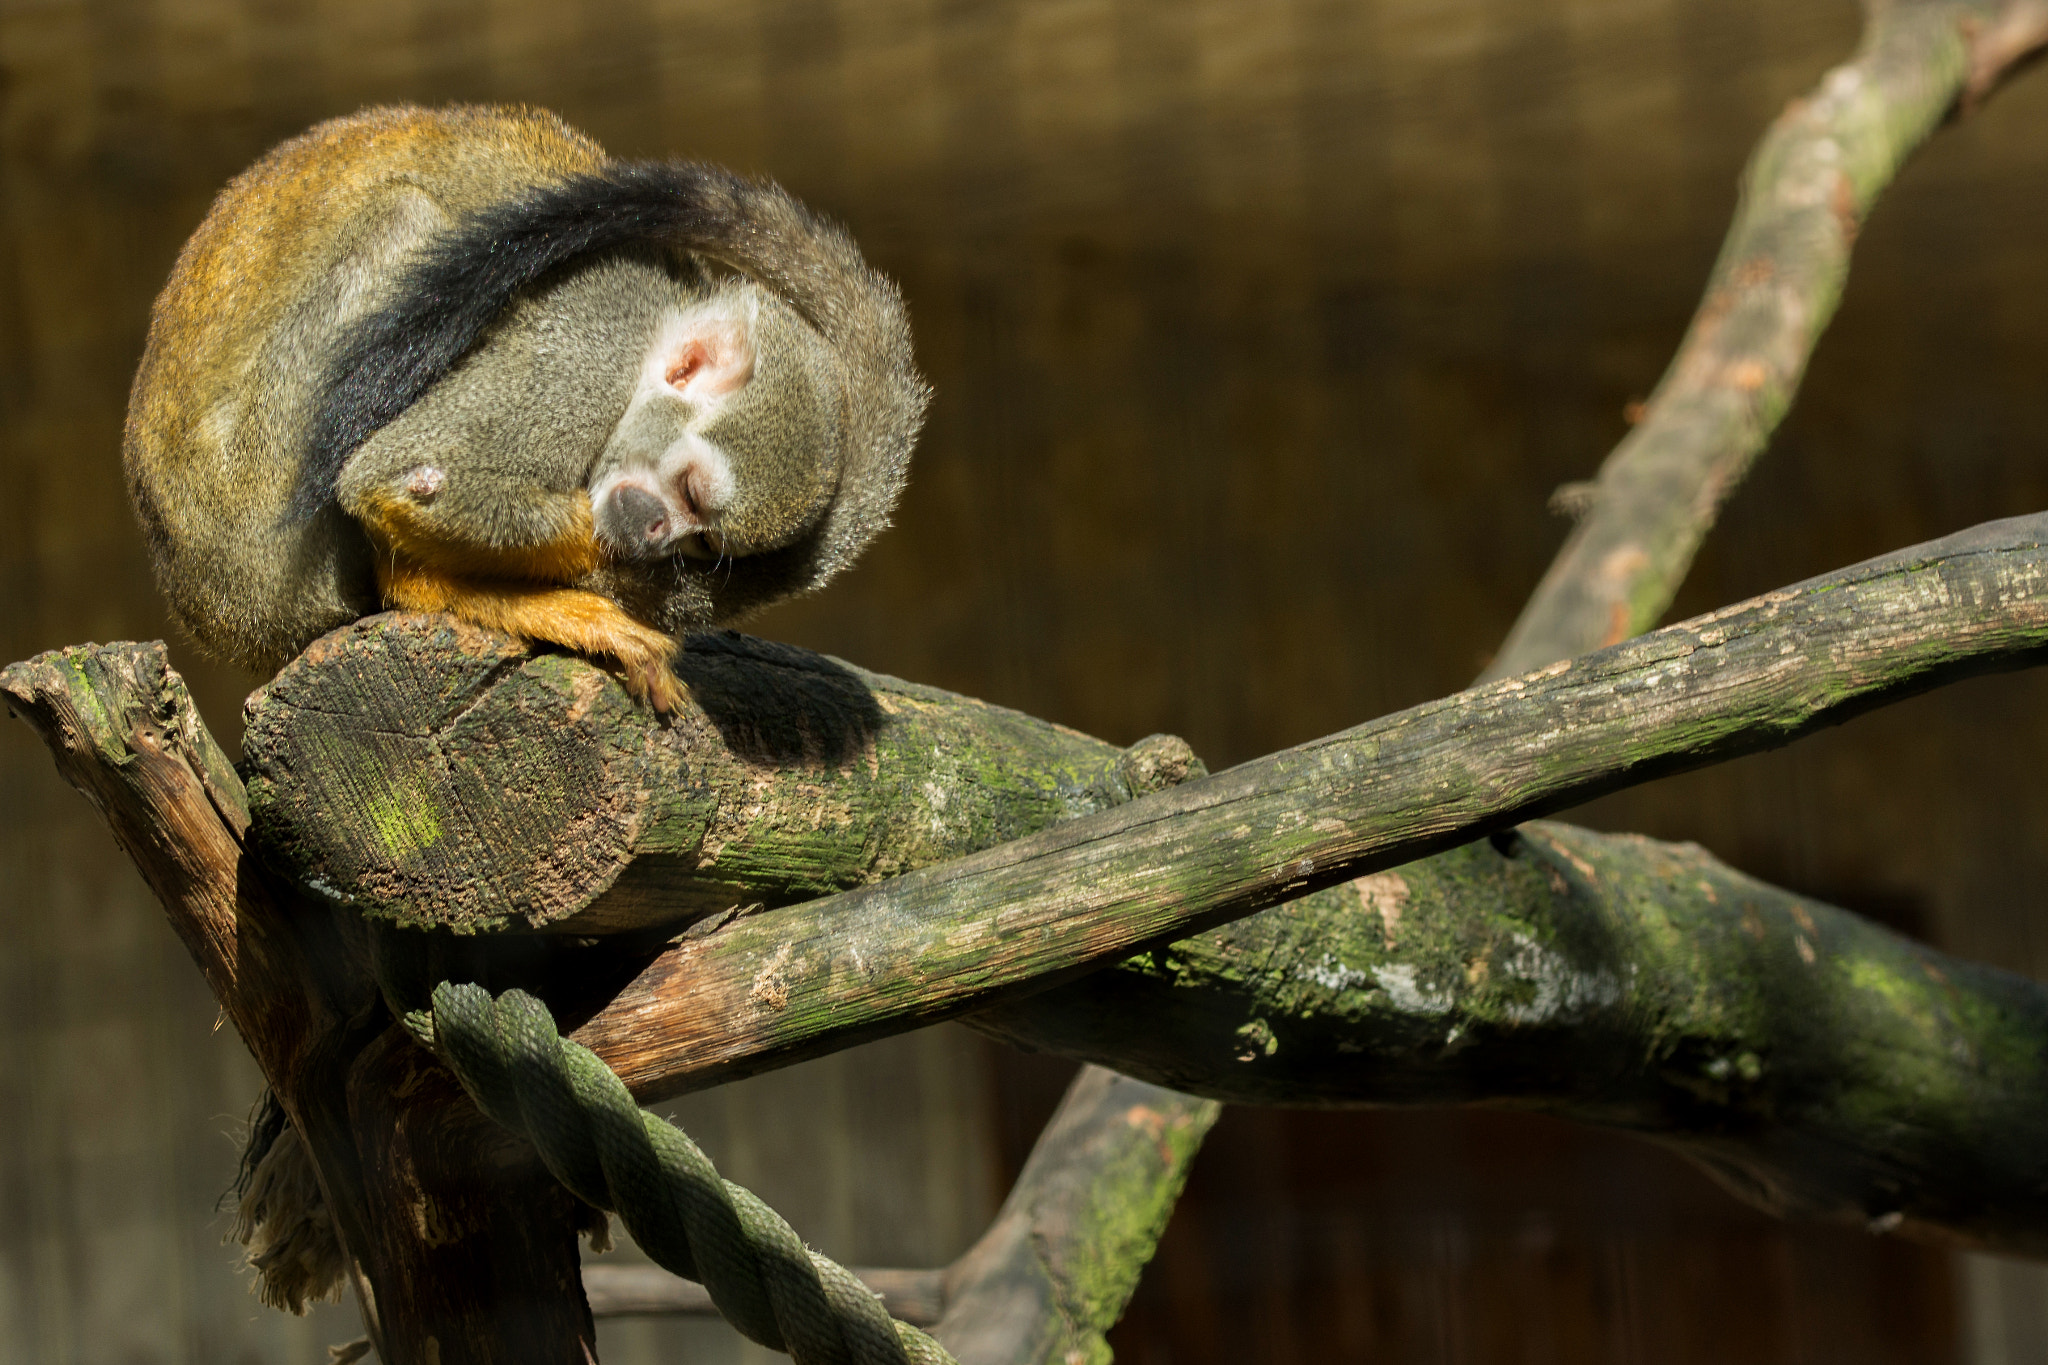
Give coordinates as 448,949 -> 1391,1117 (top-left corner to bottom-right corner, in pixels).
662,316 -> 755,401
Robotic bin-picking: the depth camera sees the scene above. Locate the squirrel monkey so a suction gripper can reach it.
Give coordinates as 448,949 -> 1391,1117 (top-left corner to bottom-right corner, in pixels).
123,105 -> 927,710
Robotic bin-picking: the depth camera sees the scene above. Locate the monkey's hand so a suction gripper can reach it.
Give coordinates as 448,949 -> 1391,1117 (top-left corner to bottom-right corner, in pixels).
352,482 -> 686,712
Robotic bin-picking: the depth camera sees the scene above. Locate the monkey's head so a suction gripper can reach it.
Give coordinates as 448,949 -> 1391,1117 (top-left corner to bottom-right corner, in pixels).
588,283 -> 847,571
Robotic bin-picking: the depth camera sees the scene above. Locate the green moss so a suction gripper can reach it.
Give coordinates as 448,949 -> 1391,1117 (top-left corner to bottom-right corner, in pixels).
1052,1100 -> 1217,1338
366,782 -> 442,860
1843,954 -> 1933,1017
66,654 -> 123,766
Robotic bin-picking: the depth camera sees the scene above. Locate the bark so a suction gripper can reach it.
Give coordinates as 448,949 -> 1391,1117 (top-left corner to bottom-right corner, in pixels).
244,513 -> 2048,1097
0,647 -> 600,1365
1480,0 -> 2048,681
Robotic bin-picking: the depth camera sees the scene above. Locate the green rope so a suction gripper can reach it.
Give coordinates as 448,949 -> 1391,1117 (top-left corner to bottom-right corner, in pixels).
423,982 -> 957,1365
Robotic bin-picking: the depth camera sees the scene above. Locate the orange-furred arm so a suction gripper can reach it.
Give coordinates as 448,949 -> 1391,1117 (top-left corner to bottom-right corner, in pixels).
353,484 -> 607,582
353,487 -> 683,712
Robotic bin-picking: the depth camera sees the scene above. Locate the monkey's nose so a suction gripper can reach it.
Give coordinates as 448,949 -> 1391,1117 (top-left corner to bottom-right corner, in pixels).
599,483 -> 674,558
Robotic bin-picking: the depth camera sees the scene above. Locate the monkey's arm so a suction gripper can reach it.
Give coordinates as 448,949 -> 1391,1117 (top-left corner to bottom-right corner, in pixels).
347,475 -> 602,580
346,478 -> 684,712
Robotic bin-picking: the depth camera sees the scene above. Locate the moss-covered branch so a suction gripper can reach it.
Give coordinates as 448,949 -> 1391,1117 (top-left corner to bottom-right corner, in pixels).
1,646 -> 604,1364
244,622 -> 1178,935
974,822 -> 2048,1255
935,1068 -> 1219,1365
1482,0 -> 2048,680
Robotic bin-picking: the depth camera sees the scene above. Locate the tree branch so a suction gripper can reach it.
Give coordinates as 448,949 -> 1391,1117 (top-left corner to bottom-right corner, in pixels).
246,513 -> 2048,1097
934,1068 -> 1218,1365
974,821 -> 2048,1256
1481,0 -> 2048,681
583,1265 -> 946,1325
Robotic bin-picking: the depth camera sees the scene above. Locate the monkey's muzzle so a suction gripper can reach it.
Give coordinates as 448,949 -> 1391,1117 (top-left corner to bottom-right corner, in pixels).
597,483 -> 677,560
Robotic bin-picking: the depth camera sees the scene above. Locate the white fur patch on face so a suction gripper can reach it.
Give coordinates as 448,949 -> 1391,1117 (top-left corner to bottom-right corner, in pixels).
657,432 -> 736,518
588,292 -> 753,560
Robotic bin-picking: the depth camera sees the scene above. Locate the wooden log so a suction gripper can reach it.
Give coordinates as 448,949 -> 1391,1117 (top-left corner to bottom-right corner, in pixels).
245,625 -> 1160,934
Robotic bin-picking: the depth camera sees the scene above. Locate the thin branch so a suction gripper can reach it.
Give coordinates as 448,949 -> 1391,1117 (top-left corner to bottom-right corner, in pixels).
0,648 -> 301,1069
584,1265 -> 946,1325
1481,0 -> 2048,681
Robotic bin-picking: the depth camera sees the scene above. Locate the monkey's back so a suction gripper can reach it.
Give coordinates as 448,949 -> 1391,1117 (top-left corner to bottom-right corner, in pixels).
124,105 -> 608,672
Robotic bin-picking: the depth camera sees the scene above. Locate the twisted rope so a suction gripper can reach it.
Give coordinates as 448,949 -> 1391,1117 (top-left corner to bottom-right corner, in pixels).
424,982 -> 956,1365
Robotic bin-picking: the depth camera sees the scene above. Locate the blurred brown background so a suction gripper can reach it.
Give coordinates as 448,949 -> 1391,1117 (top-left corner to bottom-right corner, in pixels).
4,0 -> 2047,1360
